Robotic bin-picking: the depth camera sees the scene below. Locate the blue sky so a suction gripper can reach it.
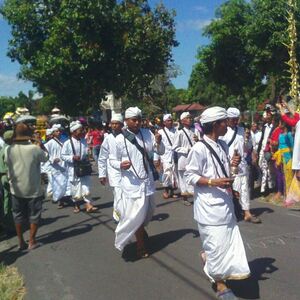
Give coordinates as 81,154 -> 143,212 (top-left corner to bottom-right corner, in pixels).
0,0 -> 226,97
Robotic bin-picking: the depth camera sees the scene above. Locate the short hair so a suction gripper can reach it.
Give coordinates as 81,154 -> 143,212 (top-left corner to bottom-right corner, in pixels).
202,122 -> 214,134
202,119 -> 226,134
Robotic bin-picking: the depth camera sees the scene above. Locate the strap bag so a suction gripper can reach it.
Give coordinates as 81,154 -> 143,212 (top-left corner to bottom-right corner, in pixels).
70,138 -> 92,177
123,130 -> 159,181
200,139 -> 243,220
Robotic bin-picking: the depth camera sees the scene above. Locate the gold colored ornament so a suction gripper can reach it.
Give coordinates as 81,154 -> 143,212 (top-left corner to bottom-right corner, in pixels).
286,0 -> 300,110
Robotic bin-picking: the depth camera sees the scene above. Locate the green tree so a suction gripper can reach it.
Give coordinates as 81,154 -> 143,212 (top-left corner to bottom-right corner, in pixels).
189,0 -> 300,110
1,0 -> 178,115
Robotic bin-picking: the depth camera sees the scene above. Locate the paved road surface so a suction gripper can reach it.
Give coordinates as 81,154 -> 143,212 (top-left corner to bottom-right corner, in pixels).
1,173 -> 300,300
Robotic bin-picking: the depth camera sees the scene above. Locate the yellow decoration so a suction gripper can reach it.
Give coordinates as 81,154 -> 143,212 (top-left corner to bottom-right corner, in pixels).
286,0 -> 300,110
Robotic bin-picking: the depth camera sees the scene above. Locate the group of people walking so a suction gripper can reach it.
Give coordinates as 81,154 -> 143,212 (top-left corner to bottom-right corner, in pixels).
1,100 -> 300,300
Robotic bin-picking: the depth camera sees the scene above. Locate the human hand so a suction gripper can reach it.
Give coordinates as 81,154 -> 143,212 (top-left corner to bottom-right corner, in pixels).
212,178 -> 234,188
155,132 -> 162,144
153,160 -> 160,168
53,158 -> 60,163
73,155 -> 81,161
231,150 -> 241,167
120,160 -> 131,170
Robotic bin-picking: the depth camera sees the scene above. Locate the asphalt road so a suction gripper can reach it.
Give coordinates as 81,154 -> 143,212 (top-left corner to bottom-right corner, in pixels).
1,172 -> 300,300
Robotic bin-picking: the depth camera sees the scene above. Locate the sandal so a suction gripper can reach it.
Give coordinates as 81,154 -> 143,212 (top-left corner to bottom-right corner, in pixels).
244,215 -> 261,224
58,202 -> 64,209
73,206 -> 80,213
163,191 -> 169,199
137,246 -> 149,259
86,205 -> 98,213
28,242 -> 42,251
183,199 -> 192,206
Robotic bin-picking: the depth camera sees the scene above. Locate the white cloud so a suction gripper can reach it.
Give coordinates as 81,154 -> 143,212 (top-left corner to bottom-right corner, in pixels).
177,19 -> 212,32
194,5 -> 208,13
0,73 -> 32,96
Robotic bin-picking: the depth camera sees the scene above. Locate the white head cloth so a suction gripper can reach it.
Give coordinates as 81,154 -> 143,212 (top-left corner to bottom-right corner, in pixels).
125,107 -> 142,119
227,107 -> 240,118
163,113 -> 172,121
180,112 -> 191,120
15,115 -> 36,124
111,113 -> 123,123
200,106 -> 228,124
46,128 -> 54,136
70,121 -> 82,133
51,124 -> 62,131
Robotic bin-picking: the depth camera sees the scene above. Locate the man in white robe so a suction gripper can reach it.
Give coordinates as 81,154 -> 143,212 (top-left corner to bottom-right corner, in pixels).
61,121 -> 97,213
44,124 -> 69,208
157,114 -> 178,199
185,106 -> 250,300
109,107 -> 164,258
221,107 -> 261,223
257,112 -> 274,193
172,112 -> 201,205
98,113 -> 124,222
41,128 -> 54,198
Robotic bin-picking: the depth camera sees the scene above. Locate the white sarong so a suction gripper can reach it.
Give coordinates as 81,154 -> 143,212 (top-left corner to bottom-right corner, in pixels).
178,170 -> 193,194
115,193 -> 155,251
71,176 -> 91,200
198,221 -> 250,282
232,174 -> 250,211
113,186 -> 124,222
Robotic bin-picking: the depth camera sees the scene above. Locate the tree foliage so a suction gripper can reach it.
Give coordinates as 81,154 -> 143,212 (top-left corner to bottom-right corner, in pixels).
189,0 -> 300,110
0,91 -> 37,117
1,0 -> 178,115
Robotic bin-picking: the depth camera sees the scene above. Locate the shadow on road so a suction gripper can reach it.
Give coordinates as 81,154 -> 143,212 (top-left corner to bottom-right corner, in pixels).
122,228 -> 199,262
0,246 -> 28,265
97,200 -> 113,209
250,207 -> 274,217
40,215 -> 69,227
228,257 -> 277,299
156,198 -> 181,208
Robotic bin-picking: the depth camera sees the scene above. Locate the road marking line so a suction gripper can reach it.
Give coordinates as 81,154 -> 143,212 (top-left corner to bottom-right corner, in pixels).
287,213 -> 300,218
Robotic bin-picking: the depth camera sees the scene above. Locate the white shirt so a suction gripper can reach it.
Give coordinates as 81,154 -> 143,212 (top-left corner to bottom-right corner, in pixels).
185,135 -> 235,225
109,128 -> 165,197
292,120 -> 300,170
251,130 -> 262,152
221,126 -> 248,175
172,127 -> 201,170
61,137 -> 89,179
158,127 -> 176,164
259,123 -> 273,156
44,138 -> 66,171
98,133 -> 121,187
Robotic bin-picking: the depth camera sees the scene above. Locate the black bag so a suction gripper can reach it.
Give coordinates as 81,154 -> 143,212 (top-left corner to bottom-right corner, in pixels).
70,138 -> 92,177
73,159 -> 92,177
123,129 -> 159,181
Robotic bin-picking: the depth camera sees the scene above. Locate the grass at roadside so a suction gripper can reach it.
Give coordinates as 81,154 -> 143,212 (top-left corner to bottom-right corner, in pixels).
0,263 -> 25,300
